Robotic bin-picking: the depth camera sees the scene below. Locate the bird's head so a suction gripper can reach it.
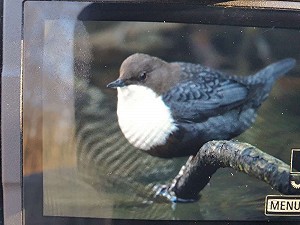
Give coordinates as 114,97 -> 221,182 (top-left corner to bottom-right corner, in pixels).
107,53 -> 181,95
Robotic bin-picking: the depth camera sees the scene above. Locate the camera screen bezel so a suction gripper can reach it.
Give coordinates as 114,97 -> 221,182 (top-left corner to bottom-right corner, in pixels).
2,1 -> 300,224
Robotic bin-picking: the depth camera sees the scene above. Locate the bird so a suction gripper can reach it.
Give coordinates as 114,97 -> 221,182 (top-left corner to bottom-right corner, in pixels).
107,53 -> 296,158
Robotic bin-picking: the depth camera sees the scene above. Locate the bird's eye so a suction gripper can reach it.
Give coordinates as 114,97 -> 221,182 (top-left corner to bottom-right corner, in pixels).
139,72 -> 147,81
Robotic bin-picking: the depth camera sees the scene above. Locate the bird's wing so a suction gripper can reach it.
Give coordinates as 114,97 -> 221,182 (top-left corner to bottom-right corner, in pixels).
162,75 -> 250,122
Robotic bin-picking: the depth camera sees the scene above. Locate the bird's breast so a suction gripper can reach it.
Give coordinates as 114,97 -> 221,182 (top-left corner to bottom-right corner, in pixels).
116,85 -> 178,151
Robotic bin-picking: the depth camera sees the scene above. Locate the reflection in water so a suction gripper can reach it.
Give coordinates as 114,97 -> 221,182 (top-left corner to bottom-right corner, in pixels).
24,18 -> 300,221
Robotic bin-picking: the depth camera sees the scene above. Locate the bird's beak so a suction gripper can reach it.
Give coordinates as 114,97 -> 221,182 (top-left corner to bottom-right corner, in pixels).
107,79 -> 126,89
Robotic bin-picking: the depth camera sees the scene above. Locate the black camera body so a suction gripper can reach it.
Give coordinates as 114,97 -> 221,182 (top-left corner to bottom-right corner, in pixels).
2,1 -> 300,224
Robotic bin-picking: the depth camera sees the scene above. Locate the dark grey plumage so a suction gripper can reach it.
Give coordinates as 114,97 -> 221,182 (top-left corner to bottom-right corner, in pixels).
157,58 -> 295,157
107,54 -> 296,158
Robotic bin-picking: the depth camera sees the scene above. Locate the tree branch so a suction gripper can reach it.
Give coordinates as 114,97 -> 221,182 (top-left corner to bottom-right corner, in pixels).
156,140 -> 300,202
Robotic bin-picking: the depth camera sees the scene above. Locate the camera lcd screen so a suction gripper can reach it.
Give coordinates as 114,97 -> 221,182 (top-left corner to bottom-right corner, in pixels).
22,1 -> 300,224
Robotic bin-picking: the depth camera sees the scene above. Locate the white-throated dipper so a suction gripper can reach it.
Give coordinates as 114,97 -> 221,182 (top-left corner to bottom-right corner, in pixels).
107,53 -> 296,158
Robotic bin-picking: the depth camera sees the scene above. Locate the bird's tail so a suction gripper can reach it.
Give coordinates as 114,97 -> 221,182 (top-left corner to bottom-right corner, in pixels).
247,58 -> 296,107
250,58 -> 296,85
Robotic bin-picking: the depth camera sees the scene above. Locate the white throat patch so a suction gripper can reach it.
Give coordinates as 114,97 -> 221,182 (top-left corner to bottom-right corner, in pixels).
117,85 -> 178,151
